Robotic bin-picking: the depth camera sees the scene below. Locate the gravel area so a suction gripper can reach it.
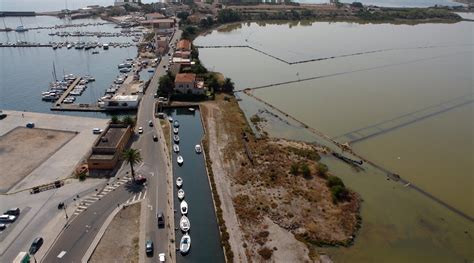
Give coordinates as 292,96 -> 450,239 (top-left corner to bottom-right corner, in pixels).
0,127 -> 75,192
89,203 -> 141,263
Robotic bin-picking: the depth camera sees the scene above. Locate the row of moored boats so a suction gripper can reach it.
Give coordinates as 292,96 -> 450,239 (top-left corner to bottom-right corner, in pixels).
174,115 -> 202,255
41,74 -> 95,102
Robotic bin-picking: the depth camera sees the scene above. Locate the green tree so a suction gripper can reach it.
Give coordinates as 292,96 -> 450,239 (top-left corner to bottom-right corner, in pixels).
177,11 -> 190,21
330,185 -> 349,202
206,75 -> 220,91
122,115 -> 135,126
158,72 -> 174,95
111,115 -> 119,124
290,162 -> 299,176
221,78 -> 235,93
217,9 -> 241,23
122,148 -> 142,180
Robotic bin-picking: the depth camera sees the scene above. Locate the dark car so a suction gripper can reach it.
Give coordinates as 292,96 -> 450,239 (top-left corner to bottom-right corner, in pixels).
145,240 -> 154,255
135,176 -> 147,185
148,120 -> 153,127
157,212 -> 164,228
29,237 -> 43,255
5,208 -> 20,216
153,135 -> 158,142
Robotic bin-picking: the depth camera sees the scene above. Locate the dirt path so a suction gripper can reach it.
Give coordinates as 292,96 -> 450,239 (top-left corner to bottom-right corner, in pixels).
201,101 -> 248,263
89,203 -> 141,263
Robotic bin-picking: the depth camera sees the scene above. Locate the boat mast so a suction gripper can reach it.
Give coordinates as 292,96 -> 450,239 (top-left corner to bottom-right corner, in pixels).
52,62 -> 58,81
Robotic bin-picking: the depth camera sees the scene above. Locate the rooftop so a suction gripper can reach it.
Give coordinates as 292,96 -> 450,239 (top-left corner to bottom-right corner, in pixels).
141,19 -> 175,24
95,126 -> 128,148
175,73 -> 196,83
177,39 -> 191,51
145,12 -> 165,20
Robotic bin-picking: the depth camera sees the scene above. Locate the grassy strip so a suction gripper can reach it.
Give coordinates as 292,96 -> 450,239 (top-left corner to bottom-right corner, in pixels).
202,137 -> 234,262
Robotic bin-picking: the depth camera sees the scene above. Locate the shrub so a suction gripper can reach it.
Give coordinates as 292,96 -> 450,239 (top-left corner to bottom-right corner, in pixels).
258,247 -> 273,260
317,163 -> 329,177
301,163 -> 311,178
331,185 -> 349,202
327,175 -> 344,188
290,162 -> 299,176
78,172 -> 86,181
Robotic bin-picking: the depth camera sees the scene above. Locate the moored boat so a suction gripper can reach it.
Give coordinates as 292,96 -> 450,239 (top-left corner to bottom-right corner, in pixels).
180,215 -> 190,232
173,127 -> 179,134
180,234 -> 191,254
180,200 -> 188,215
176,177 -> 183,188
177,155 -> 183,165
188,107 -> 195,112
195,144 -> 202,154
173,120 -> 180,128
173,144 -> 180,153
177,189 -> 185,200
173,135 -> 180,143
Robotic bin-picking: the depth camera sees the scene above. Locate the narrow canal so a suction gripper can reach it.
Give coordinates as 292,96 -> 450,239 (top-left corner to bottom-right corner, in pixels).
166,108 -> 225,263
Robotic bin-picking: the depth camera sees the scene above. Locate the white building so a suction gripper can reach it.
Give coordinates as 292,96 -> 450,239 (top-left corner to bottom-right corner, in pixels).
114,0 -> 141,7
99,95 -> 141,109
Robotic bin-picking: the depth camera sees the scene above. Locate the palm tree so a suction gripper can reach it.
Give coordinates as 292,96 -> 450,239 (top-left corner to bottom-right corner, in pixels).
122,148 -> 142,180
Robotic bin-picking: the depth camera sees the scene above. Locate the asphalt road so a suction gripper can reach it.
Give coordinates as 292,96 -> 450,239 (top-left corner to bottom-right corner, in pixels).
42,28 -> 182,262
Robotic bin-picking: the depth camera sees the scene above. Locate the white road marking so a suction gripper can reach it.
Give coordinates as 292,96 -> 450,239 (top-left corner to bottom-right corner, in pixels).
77,205 -> 88,210
132,195 -> 136,202
137,192 -> 142,200
150,172 -> 155,177
57,251 -> 67,258
142,190 -> 147,199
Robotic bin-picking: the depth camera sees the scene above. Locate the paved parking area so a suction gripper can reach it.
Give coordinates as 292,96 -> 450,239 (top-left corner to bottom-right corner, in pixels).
0,111 -> 108,193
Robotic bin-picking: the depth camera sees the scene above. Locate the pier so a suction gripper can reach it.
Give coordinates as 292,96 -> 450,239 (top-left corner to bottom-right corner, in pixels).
50,78 -> 105,112
333,94 -> 474,144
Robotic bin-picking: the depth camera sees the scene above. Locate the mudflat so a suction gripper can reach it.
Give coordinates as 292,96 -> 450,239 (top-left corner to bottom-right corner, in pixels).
0,127 -> 75,192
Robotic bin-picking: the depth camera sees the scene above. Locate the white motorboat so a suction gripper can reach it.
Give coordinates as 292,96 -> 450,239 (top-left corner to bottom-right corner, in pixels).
180,233 -> 191,254
173,120 -> 180,128
180,200 -> 188,215
173,135 -> 180,143
176,177 -> 183,188
168,116 -> 173,122
188,107 -> 195,112
177,189 -> 185,200
180,215 -> 190,232
195,144 -> 202,154
173,144 -> 180,153
177,155 -> 183,165
173,127 -> 179,134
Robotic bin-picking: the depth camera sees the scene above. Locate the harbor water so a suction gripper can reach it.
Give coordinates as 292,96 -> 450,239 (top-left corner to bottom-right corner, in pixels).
167,108 -> 226,263
195,21 -> 474,262
0,16 -> 142,118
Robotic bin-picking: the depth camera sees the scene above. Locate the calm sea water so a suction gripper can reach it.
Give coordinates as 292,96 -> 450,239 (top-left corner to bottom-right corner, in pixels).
195,21 -> 473,262
0,16 -> 142,118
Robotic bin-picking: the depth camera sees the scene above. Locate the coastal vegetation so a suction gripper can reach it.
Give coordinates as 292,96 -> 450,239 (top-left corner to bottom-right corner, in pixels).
201,94 -> 360,261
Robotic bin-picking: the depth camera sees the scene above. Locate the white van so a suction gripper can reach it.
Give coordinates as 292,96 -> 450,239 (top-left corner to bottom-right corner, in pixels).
0,214 -> 16,223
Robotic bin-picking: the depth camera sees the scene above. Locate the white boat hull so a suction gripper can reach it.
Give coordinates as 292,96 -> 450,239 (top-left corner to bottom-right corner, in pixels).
180,200 -> 188,215
180,215 -> 190,232
180,234 -> 191,254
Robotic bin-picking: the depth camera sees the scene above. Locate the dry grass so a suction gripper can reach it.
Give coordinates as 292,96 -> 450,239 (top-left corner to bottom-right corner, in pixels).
201,93 -> 360,261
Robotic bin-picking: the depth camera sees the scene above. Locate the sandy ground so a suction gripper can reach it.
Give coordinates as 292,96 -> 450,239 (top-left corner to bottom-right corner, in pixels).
0,127 -> 75,191
201,99 -> 249,263
89,203 -> 141,263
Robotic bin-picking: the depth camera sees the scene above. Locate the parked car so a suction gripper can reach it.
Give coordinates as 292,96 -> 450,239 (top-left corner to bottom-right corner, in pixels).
5,208 -> 20,216
92,128 -> 103,134
0,223 -> 6,230
157,212 -> 164,228
145,240 -> 154,255
159,253 -> 165,262
153,135 -> 158,142
26,122 -> 35,128
148,120 -> 153,127
29,237 -> 43,254
0,214 -> 16,223
138,127 -> 143,134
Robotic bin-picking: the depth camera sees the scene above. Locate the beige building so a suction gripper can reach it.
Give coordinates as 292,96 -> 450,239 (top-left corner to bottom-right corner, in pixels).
88,124 -> 133,171
174,73 -> 206,95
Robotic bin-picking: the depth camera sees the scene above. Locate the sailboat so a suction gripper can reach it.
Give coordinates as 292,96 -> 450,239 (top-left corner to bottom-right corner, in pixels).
15,17 -> 28,32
